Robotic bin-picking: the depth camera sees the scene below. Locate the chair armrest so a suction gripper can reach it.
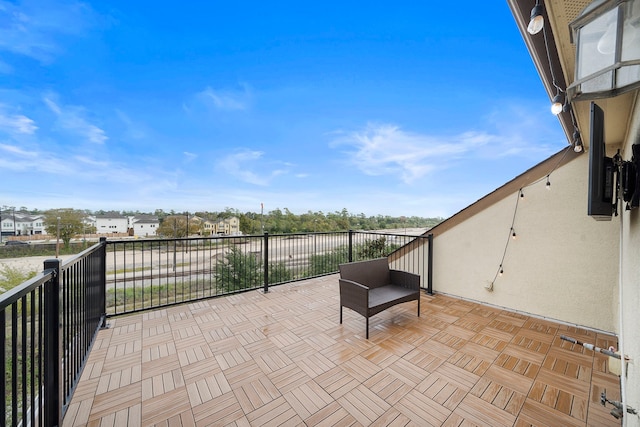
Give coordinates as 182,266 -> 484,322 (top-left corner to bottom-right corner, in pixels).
339,278 -> 370,308
339,279 -> 370,295
389,270 -> 420,290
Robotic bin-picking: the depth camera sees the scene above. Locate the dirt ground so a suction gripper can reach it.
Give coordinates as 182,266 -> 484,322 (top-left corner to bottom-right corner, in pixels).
0,255 -> 55,277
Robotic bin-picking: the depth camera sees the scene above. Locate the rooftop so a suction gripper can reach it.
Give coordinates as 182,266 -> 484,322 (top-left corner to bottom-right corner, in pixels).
64,275 -> 620,427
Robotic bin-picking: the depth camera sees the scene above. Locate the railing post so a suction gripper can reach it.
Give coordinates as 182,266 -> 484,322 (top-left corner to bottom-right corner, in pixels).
263,232 -> 269,293
348,230 -> 353,263
427,233 -> 434,295
99,237 -> 107,328
43,258 -> 62,427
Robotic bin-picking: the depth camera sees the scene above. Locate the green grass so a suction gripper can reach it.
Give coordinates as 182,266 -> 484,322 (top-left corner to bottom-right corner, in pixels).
105,279 -> 230,314
0,265 -> 37,294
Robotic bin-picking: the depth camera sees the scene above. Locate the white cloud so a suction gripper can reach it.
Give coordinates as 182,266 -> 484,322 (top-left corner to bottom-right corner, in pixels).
115,109 -> 147,140
218,149 -> 291,186
331,123 -> 492,184
220,149 -> 267,186
0,111 -> 37,134
331,106 -> 564,185
43,95 -> 108,144
73,155 -> 109,168
196,84 -> 251,111
0,142 -> 69,174
0,0 -> 97,63
183,151 -> 197,162
0,143 -> 37,157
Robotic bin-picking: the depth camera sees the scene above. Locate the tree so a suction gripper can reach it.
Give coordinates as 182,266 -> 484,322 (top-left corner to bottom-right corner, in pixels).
355,237 -> 397,260
269,261 -> 293,284
156,215 -> 200,237
214,246 -> 263,292
309,245 -> 349,276
43,208 -> 86,247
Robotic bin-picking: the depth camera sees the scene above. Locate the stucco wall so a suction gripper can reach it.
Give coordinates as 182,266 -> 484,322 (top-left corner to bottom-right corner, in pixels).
430,153 -> 619,332
620,101 -> 640,423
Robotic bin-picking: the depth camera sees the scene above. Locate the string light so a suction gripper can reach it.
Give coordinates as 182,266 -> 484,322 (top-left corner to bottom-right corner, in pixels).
573,129 -> 583,153
490,146 -> 573,290
491,2 -> 586,291
527,1 -> 544,35
551,92 -> 563,115
529,0 -> 582,150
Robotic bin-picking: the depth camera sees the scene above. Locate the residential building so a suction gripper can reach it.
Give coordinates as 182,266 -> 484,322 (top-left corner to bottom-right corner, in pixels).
131,215 -> 159,237
215,216 -> 240,235
93,212 -> 129,234
0,212 -> 46,236
198,216 -> 241,235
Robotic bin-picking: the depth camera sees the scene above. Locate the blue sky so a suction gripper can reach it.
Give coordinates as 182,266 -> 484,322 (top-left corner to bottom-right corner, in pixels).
1,0 -> 568,218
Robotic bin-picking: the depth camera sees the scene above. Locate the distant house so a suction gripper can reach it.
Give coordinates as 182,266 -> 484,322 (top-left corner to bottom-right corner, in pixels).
0,212 -> 45,236
93,212 -> 129,234
202,219 -> 215,236
131,215 -> 159,237
216,217 -> 240,235
192,216 -> 240,236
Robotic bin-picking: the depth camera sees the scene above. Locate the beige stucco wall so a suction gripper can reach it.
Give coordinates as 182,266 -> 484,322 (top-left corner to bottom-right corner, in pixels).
620,100 -> 640,423
428,153 -> 619,332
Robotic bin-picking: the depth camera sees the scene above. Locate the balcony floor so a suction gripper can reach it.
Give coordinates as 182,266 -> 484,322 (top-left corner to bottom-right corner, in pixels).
64,275 -> 621,427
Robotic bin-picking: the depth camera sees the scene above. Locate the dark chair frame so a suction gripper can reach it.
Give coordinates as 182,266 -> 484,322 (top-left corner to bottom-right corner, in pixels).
339,258 -> 421,338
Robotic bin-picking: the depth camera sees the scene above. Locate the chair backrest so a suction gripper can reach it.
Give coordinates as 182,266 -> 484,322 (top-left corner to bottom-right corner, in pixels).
339,258 -> 390,289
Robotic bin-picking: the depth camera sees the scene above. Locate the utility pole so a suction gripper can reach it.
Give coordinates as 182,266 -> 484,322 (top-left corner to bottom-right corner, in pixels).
260,203 -> 264,234
11,206 -> 16,236
55,217 -> 61,258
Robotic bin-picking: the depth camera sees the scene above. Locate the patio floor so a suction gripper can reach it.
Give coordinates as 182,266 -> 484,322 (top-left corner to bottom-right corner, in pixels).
63,275 -> 621,426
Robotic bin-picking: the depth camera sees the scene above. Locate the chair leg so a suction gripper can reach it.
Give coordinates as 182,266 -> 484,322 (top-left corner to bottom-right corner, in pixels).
366,317 -> 369,339
340,306 -> 343,324
418,296 -> 421,317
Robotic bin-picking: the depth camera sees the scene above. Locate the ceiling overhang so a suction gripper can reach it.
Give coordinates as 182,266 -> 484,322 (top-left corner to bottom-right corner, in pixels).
506,0 -> 638,152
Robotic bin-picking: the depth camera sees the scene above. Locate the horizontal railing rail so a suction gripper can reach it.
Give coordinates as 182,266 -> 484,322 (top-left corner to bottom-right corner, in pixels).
1,238 -> 107,426
1,230 -> 432,425
105,230 -> 433,316
1,268 -> 54,427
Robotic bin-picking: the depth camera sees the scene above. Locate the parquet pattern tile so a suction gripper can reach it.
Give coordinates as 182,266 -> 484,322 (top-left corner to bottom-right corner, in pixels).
65,275 -> 622,426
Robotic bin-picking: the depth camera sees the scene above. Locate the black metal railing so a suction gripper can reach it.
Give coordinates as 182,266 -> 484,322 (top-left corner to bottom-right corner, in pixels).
1,230 -> 432,425
105,230 -> 433,316
1,239 -> 106,427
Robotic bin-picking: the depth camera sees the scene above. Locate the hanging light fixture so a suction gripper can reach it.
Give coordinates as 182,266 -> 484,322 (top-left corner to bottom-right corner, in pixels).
528,1 -> 545,35
546,175 -> 552,189
573,129 -> 584,152
551,92 -> 564,115
567,0 -> 640,101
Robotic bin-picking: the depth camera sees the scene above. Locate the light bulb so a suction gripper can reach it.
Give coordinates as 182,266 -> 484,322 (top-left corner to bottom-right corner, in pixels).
499,268 -> 504,277
551,94 -> 563,115
512,231 -> 517,240
597,22 -> 616,55
527,5 -> 544,35
573,129 -> 583,153
546,177 -> 551,190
